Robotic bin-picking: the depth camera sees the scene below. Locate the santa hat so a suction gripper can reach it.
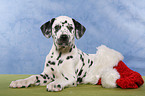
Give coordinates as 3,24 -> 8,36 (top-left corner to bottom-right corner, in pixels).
91,45 -> 144,88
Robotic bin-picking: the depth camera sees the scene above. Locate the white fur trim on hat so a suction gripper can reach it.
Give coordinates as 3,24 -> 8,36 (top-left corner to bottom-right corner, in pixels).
83,45 -> 123,88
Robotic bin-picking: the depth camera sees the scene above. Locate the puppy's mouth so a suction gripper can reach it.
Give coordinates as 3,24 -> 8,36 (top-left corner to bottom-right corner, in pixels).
57,34 -> 70,46
57,41 -> 70,46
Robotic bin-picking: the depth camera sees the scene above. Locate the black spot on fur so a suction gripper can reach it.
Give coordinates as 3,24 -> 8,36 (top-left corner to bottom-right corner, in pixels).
51,56 -> 53,58
62,73 -> 69,80
83,63 -> 85,66
70,56 -> 73,58
75,69 -> 78,74
80,54 -> 82,59
89,61 -> 93,68
51,78 -> 54,82
66,56 -> 70,60
88,59 -> 90,63
66,56 -> 73,60
48,61 -> 51,63
54,42 -> 58,50
69,48 -> 72,52
53,74 -> 55,78
61,74 -> 65,78
36,80 -> 40,83
57,84 -> 61,88
40,74 -> 46,79
62,73 -> 64,77
46,63 -> 49,67
83,72 -> 87,77
45,74 -> 50,79
45,74 -> 48,77
77,78 -> 82,83
40,74 -> 43,77
36,76 -> 39,80
43,76 -> 46,79
62,20 -> 67,24
78,69 -> 83,76
57,52 -> 62,60
44,81 -> 47,83
65,77 -> 69,80
52,52 -> 54,55
50,61 -> 55,65
48,61 -> 55,65
59,59 -> 63,63
73,45 -> 75,48
58,60 -> 63,65
51,68 -> 54,71
80,54 -> 84,63
81,58 -> 84,62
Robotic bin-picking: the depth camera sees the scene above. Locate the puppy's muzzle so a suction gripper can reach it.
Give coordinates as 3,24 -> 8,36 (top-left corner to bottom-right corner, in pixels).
57,34 -> 69,46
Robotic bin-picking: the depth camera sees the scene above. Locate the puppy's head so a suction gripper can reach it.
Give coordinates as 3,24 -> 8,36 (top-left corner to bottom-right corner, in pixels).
40,16 -> 86,49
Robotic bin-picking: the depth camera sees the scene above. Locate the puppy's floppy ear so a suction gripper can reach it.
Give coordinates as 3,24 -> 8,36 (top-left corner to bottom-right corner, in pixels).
72,19 -> 86,39
40,18 -> 55,38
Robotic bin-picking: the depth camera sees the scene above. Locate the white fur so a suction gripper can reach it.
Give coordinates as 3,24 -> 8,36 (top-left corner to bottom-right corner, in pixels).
83,45 -> 123,88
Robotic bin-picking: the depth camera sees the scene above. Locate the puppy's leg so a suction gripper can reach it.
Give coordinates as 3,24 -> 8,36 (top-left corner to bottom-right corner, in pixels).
9,74 -> 52,88
46,61 -> 77,92
46,73 -> 77,92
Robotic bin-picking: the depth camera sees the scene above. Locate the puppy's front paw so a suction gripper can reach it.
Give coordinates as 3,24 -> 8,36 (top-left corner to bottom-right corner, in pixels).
46,82 -> 63,92
9,79 -> 30,88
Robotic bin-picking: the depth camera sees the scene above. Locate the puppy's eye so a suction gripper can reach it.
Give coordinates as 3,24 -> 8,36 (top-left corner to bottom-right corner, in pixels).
54,25 -> 61,32
67,26 -> 73,32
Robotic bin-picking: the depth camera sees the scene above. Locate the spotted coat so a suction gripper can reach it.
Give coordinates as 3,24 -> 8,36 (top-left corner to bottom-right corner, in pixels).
9,16 -> 123,92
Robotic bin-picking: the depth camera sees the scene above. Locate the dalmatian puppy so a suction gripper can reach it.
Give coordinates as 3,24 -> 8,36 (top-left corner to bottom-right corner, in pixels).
9,16 -> 144,91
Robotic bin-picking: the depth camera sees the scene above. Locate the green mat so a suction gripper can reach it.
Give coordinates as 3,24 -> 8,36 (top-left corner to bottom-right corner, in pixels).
0,75 -> 144,96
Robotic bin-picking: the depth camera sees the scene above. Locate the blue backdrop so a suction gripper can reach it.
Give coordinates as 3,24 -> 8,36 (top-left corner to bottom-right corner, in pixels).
0,0 -> 145,75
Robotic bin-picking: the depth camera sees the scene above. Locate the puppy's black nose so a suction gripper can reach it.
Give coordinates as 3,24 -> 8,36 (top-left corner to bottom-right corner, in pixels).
60,34 -> 68,41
